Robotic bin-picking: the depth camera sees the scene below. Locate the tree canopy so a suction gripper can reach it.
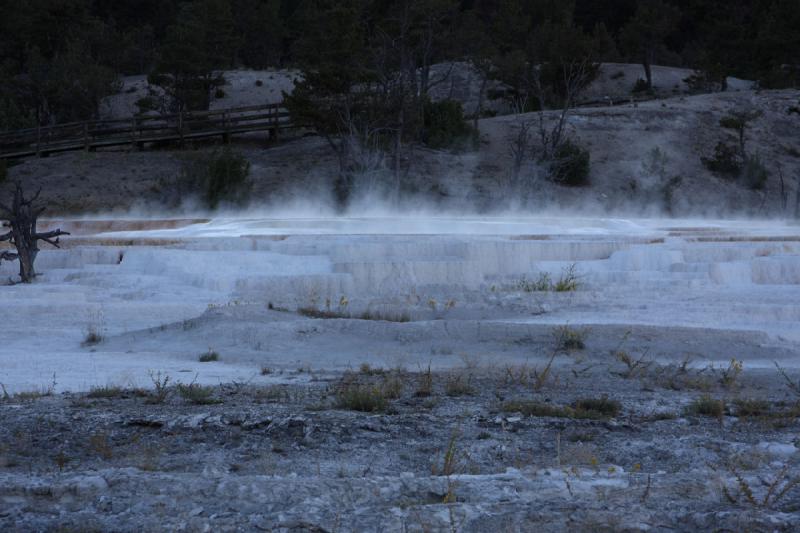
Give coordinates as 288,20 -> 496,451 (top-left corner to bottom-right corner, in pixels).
0,0 -> 796,130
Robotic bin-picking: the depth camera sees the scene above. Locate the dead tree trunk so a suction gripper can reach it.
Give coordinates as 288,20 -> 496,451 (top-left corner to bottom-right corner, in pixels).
0,183 -> 70,283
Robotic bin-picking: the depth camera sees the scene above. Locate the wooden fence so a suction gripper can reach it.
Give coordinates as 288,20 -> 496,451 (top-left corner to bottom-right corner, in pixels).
0,103 -> 295,159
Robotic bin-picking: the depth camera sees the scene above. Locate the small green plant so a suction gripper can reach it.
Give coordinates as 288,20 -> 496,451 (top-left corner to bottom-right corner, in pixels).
516,265 -> 580,292
502,397 -> 620,419
86,386 -> 124,399
553,264 -> 581,292
2,374 -> 58,402
199,350 -> 219,363
381,371 -> 405,399
719,110 -> 762,156
774,362 -> 800,396
89,432 -> 114,460
642,147 -> 669,180
297,307 -> 411,322
255,385 -> 291,402
423,99 -> 476,151
686,395 -> 725,417
358,309 -> 411,322
176,380 -> 220,405
702,142 -> 742,176
554,325 -> 588,352
632,78 -> 650,93
445,374 -> 474,397
741,153 -> 769,190
613,332 -> 652,379
720,463 -> 800,509
415,364 -> 434,397
82,331 -> 103,346
147,370 -> 170,404
532,351 -> 558,391
719,358 -> 743,389
573,397 -> 621,418
336,380 -> 387,412
517,272 -> 552,292
82,308 -> 105,347
183,148 -> 251,210
732,399 -> 772,417
549,140 -> 590,186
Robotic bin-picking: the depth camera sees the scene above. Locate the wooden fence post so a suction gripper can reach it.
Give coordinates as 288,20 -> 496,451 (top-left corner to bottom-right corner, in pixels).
270,105 -> 278,141
178,111 -> 184,147
131,116 -> 137,150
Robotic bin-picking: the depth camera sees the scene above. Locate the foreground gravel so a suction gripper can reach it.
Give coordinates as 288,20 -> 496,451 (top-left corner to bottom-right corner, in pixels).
2,361 -> 799,532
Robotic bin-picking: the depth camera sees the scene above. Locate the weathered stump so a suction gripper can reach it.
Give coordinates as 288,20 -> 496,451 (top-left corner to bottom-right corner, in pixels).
0,183 -> 70,283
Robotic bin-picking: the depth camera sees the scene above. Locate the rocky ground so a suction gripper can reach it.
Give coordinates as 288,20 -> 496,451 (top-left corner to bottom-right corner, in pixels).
2,358 -> 799,532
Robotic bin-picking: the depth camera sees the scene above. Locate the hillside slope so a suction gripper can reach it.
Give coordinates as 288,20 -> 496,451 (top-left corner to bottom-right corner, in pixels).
5,87 -> 799,217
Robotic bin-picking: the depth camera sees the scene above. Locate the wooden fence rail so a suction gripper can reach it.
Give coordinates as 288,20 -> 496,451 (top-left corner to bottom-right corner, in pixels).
0,103 -> 296,160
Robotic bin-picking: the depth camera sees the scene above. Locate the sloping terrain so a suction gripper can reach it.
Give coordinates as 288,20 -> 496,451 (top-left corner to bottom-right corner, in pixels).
6,85 -> 799,217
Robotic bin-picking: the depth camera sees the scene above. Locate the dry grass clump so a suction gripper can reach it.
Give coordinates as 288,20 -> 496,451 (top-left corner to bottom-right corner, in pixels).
336,382 -> 388,412
573,397 -> 622,418
515,264 -> 581,292
381,371 -> 406,400
445,373 -> 474,397
198,350 -> 220,362
503,396 -> 621,419
86,386 -> 125,399
254,385 -> 292,403
718,462 -> 800,510
553,264 -> 581,292
686,395 -> 725,418
732,399 -> 772,417
146,371 -> 170,404
719,358 -> 743,389
774,362 -> 800,396
415,365 -> 434,397
176,382 -> 220,405
88,432 -> 114,460
1,375 -> 57,402
335,367 -> 408,411
554,325 -> 588,352
298,307 -> 410,322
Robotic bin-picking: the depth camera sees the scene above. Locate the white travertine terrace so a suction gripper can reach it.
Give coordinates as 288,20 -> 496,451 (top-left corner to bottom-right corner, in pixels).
2,216 -> 799,393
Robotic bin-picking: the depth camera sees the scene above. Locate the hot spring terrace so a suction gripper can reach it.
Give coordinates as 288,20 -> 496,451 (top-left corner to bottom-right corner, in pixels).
1,216 -> 799,392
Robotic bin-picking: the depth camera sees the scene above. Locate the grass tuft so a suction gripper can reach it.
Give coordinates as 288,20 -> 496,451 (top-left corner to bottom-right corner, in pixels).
503,396 -> 621,419
199,350 -> 220,363
554,325 -> 588,352
686,395 -> 725,417
444,374 -> 474,397
298,307 -> 410,322
336,382 -> 387,412
176,382 -> 220,405
87,386 -> 124,399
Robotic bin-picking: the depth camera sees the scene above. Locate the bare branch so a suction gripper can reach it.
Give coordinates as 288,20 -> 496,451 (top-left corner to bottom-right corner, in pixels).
22,187 -> 42,207
35,229 -> 70,249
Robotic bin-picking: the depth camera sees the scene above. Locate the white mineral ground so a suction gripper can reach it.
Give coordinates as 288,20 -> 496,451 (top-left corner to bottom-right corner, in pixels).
1,214 -> 798,393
